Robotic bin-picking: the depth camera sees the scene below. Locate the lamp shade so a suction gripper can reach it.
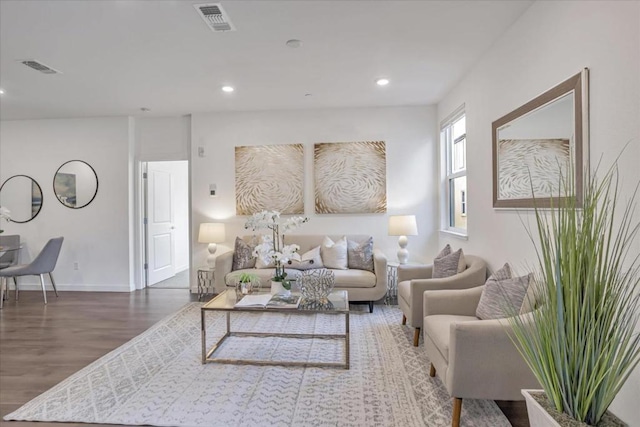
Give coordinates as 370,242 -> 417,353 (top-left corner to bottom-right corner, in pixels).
198,223 -> 226,243
388,215 -> 418,236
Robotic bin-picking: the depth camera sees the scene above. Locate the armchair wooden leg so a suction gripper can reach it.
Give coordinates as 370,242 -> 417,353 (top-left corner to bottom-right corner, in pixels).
452,397 -> 462,427
429,363 -> 436,377
413,328 -> 421,346
402,314 -> 406,325
13,277 -> 18,301
368,301 -> 374,313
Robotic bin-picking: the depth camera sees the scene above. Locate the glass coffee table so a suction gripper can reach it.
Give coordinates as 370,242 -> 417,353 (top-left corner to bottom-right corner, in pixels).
201,289 -> 350,369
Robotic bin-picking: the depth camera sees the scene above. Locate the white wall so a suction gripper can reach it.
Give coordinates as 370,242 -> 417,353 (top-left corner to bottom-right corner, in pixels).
0,117 -> 135,291
136,116 -> 190,161
437,1 -> 640,423
132,115 -> 191,288
190,106 -> 438,284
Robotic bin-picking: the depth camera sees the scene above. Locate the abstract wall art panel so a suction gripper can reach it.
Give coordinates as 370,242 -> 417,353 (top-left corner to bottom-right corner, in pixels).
314,141 -> 387,214
497,138 -> 570,201
235,144 -> 304,215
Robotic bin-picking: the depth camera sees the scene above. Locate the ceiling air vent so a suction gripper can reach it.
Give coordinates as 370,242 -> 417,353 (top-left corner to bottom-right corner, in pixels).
194,3 -> 235,32
20,60 -> 61,75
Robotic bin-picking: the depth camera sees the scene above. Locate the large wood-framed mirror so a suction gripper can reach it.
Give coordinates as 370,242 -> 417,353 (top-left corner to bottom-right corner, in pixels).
492,68 -> 589,209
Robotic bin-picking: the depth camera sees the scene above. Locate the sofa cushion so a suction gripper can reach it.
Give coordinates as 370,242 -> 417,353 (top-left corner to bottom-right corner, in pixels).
332,269 -> 376,288
476,273 -> 532,320
347,237 -> 374,271
225,268 -> 301,287
226,268 -> 375,288
232,236 -> 258,271
321,236 -> 348,270
423,314 -> 478,361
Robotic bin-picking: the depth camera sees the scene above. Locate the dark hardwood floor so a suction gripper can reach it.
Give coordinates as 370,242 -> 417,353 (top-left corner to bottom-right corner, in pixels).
0,289 -> 528,427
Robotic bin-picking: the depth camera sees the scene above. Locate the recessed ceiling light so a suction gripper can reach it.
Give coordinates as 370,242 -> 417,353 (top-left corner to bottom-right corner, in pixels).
222,86 -> 234,93
375,78 -> 390,86
0,89 -> 5,95
286,39 -> 302,48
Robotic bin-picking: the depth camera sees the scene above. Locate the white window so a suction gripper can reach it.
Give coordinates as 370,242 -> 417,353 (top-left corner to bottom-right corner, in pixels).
441,110 -> 467,234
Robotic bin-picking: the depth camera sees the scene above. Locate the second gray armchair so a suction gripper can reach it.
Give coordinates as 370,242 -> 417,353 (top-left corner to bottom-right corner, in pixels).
397,255 -> 487,346
423,286 -> 540,427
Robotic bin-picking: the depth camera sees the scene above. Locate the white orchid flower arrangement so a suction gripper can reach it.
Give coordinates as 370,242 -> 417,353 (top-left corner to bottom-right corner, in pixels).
245,210 -> 309,289
0,207 -> 11,234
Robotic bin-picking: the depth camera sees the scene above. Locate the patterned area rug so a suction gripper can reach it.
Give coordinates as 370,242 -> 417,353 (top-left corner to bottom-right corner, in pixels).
4,303 -> 510,427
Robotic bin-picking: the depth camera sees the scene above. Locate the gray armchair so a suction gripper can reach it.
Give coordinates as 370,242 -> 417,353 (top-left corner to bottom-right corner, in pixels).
423,286 -> 539,427
397,255 -> 487,346
0,237 -> 64,305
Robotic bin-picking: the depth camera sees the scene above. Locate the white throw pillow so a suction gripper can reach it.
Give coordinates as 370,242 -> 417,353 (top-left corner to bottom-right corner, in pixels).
288,246 -> 324,270
321,236 -> 348,270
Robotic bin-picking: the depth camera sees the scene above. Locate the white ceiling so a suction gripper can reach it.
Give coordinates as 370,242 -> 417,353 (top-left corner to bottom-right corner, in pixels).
0,0 -> 533,121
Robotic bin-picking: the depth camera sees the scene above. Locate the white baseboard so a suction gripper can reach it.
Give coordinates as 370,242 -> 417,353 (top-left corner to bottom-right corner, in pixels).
8,283 -> 133,292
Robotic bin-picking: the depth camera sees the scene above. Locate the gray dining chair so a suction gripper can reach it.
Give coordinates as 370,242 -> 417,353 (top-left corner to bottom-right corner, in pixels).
0,237 -> 64,304
0,234 -> 20,269
0,235 -> 20,302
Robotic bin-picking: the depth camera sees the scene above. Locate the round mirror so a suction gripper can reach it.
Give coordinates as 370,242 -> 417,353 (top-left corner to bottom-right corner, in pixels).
0,175 -> 43,223
53,160 -> 98,209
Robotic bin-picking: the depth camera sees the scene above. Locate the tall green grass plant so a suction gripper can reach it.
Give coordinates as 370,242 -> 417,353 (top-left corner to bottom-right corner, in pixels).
508,162 -> 640,425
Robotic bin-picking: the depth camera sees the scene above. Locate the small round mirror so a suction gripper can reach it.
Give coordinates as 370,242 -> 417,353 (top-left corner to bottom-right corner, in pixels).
0,175 -> 43,223
53,160 -> 98,209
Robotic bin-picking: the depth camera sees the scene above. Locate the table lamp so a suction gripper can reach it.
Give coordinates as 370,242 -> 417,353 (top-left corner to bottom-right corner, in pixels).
198,223 -> 226,268
388,215 -> 418,264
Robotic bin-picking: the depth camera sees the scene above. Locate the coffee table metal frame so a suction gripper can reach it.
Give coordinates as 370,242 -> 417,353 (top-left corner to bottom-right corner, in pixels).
201,289 -> 350,369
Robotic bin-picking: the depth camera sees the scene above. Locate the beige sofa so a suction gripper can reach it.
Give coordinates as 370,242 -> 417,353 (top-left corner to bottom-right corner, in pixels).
397,255 -> 487,346
214,235 -> 388,312
423,286 -> 540,427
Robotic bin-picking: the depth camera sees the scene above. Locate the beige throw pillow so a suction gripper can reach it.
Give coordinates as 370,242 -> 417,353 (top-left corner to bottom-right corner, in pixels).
232,237 -> 258,271
490,263 -> 512,281
347,237 -> 374,271
432,245 -> 466,278
321,236 -> 348,270
476,272 -> 532,320
288,246 -> 324,270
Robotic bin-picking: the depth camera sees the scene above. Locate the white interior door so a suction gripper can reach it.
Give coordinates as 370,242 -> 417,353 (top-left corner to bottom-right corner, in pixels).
146,165 -> 175,285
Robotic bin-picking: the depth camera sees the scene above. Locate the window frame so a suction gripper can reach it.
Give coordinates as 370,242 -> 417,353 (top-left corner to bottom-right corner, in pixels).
441,107 -> 468,236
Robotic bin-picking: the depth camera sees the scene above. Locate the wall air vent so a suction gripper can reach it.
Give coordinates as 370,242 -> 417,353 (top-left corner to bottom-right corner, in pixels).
20,60 -> 61,75
194,3 -> 235,32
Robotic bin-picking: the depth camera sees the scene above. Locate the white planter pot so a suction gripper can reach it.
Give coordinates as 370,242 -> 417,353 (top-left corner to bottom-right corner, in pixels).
270,280 -> 290,296
522,390 -> 561,427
